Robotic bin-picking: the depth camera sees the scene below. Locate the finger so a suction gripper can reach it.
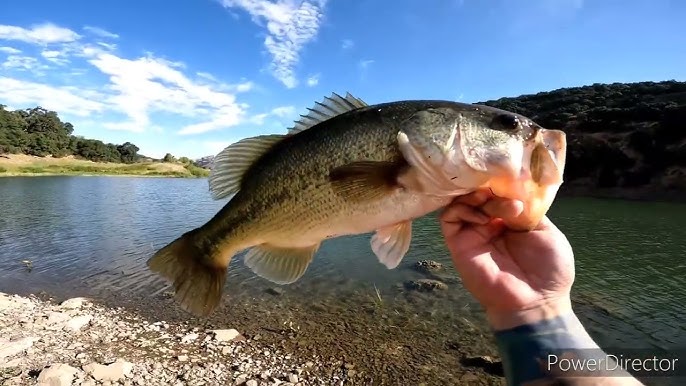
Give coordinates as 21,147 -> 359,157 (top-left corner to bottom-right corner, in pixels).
470,218 -> 507,243
440,202 -> 490,225
452,189 -> 494,206
445,219 -> 506,257
481,198 -> 524,220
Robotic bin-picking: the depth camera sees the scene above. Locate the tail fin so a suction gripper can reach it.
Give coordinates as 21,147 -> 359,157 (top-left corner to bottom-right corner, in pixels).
147,230 -> 228,317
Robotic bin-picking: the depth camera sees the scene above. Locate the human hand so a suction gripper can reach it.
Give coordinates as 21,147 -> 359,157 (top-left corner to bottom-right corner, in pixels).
439,189 -> 576,330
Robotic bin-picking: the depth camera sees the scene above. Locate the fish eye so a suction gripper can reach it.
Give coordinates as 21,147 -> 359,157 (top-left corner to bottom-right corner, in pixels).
490,114 -> 520,132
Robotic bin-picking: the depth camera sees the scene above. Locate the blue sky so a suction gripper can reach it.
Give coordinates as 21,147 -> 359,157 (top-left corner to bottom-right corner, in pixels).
1,0 -> 684,159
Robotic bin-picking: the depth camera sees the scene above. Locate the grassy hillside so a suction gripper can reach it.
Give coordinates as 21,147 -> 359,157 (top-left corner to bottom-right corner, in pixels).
0,154 -> 209,178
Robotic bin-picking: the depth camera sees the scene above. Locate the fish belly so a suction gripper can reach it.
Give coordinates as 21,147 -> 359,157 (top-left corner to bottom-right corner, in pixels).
261,191 -> 452,248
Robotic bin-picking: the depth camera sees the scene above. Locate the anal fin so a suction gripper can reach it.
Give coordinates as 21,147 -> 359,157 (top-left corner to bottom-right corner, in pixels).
244,243 -> 320,284
371,221 -> 412,269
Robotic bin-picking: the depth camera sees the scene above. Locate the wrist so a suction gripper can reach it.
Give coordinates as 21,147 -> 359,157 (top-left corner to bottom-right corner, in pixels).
486,296 -> 573,331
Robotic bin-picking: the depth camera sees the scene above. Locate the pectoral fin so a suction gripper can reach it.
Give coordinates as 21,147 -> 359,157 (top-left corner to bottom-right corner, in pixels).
244,243 -> 320,284
371,221 -> 412,269
329,161 -> 406,202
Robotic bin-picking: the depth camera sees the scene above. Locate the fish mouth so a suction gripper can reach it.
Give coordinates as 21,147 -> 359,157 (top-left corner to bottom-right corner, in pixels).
488,128 -> 568,231
537,128 -> 567,183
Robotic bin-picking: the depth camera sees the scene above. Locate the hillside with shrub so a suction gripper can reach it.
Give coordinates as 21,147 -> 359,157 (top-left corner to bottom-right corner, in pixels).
480,80 -> 686,200
0,105 -> 207,177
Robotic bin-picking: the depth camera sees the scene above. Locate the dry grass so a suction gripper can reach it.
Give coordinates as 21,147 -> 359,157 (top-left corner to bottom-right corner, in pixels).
0,154 -> 209,178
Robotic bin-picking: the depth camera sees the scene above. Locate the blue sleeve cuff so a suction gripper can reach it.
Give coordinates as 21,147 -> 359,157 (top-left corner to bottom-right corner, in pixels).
493,312 -> 600,386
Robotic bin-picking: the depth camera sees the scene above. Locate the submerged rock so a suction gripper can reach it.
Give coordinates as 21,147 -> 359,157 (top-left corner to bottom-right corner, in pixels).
404,279 -> 448,292
412,260 -> 444,274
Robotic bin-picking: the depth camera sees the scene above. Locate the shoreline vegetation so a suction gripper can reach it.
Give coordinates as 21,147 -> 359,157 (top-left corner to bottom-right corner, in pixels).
0,104 -> 210,179
0,154 -> 209,178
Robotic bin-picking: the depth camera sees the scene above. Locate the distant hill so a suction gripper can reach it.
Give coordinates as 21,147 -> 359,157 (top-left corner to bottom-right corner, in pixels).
479,80 -> 686,200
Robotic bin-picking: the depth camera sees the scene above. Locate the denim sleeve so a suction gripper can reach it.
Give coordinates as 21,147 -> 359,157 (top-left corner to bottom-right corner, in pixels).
493,312 -> 622,386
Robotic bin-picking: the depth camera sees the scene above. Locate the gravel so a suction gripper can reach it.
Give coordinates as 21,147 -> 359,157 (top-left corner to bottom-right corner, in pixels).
0,292 -> 332,385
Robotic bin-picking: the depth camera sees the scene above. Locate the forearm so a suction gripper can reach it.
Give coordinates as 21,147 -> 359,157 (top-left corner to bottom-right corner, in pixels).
492,304 -> 644,385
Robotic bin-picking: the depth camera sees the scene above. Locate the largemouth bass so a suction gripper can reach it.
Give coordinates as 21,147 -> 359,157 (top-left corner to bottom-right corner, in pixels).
148,92 -> 567,316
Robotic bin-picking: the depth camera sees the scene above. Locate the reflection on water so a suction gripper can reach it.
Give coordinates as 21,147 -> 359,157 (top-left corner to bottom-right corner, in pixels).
1,176 -> 685,355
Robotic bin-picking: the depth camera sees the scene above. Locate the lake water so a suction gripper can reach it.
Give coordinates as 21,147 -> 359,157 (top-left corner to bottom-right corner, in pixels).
1,176 -> 685,384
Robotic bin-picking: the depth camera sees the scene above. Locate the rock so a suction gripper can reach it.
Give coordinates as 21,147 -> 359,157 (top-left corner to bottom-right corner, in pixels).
288,373 -> 299,383
0,337 -> 38,359
37,363 -> 79,386
177,355 -> 189,362
45,311 -> 71,325
212,329 -> 244,342
60,297 -> 89,309
460,355 -> 504,376
412,260 -> 443,274
0,293 -> 34,311
83,360 -> 133,382
181,333 -> 199,343
404,279 -> 448,292
265,287 -> 284,296
65,315 -> 93,332
235,374 -> 247,385
246,380 -> 258,386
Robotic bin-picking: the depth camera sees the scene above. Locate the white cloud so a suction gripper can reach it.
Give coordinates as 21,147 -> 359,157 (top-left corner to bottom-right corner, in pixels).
271,105 -> 295,117
41,49 -> 70,65
83,26 -> 119,39
0,77 -> 106,117
0,46 -> 21,54
220,0 -> 328,88
0,23 -> 80,45
306,73 -> 319,87
2,55 -> 39,71
341,39 -> 354,50
359,59 -> 374,69
87,53 -> 250,134
0,20 -> 282,159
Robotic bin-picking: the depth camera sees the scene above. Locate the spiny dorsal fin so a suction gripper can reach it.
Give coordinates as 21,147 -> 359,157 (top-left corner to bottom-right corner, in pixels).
287,92 -> 368,135
208,134 -> 287,200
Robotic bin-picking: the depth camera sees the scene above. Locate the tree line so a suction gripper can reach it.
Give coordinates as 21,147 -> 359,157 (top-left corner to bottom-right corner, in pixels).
0,105 -> 144,163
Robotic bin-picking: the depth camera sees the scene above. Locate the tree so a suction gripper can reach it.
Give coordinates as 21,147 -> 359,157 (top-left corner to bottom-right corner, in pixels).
163,153 -> 175,163
117,142 -> 140,163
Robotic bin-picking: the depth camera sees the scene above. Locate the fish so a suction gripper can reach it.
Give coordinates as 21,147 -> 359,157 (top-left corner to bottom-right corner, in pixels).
147,92 -> 567,316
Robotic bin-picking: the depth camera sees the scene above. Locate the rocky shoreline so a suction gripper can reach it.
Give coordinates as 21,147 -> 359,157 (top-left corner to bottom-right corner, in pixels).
0,257 -> 511,386
0,292 -> 331,386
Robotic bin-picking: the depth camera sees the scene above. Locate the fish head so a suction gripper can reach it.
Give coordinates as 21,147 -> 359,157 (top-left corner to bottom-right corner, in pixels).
456,106 -> 567,230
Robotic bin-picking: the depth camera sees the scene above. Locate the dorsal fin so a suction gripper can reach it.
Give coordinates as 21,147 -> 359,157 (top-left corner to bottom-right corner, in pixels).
208,134 -> 287,200
287,92 -> 368,134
